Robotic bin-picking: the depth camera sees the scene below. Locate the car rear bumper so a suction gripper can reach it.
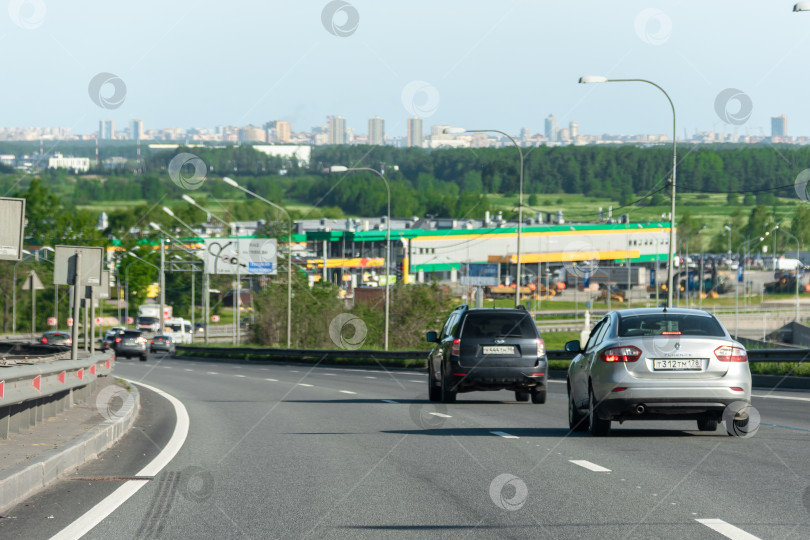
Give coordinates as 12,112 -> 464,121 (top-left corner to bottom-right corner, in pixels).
594,388 -> 750,420
448,365 -> 547,393
116,347 -> 146,357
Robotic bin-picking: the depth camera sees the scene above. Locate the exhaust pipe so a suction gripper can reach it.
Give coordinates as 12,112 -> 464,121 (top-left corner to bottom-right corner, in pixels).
634,404 -> 646,415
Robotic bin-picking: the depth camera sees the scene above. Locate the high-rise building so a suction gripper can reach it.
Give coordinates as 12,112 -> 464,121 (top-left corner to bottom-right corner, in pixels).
544,115 -> 558,142
520,127 -> 532,140
407,117 -> 423,147
239,125 -> 266,143
130,119 -> 144,141
276,121 -> 291,143
328,116 -> 347,145
771,115 -> 787,137
369,116 -> 385,145
99,119 -> 114,140
569,121 -> 579,138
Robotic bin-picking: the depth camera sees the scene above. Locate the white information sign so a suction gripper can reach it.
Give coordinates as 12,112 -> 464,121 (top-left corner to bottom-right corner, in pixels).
204,238 -> 277,275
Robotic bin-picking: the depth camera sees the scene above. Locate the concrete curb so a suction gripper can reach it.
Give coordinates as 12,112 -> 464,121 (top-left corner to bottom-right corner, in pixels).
0,383 -> 140,513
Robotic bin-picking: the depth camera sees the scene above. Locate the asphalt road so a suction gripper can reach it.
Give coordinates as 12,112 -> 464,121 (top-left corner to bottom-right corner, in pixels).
3,354 -> 810,539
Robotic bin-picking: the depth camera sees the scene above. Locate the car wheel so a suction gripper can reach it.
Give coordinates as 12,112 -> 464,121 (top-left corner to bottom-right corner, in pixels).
568,387 -> 588,432
515,390 -> 530,402
588,386 -> 611,437
440,369 -> 456,404
726,416 -> 750,436
531,387 -> 546,404
428,367 -> 441,402
697,416 -> 718,432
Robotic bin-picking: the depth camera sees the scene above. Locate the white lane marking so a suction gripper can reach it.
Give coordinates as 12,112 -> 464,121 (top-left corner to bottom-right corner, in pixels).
207,371 -> 218,375
569,460 -> 611,472
234,375 -> 246,378
753,393 -> 810,403
299,383 -> 314,387
364,376 -> 376,379
695,518 -> 761,540
490,431 -> 519,439
184,369 -> 193,372
265,378 -> 278,382
408,380 -> 423,383
51,380 -> 189,540
339,390 -> 357,395
429,412 -> 452,418
381,399 -> 399,404
290,370 -> 301,373
547,380 -> 565,384
323,373 -> 337,376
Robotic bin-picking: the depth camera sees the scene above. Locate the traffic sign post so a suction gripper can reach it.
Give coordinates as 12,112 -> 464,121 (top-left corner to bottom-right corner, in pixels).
22,270 -> 45,341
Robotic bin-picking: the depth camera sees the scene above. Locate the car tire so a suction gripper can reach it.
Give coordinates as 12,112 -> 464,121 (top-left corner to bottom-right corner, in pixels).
515,390 -> 530,402
727,416 -> 750,436
428,368 -> 441,402
531,387 -> 546,404
697,416 -> 718,432
440,369 -> 456,404
588,386 -> 611,437
568,387 -> 588,432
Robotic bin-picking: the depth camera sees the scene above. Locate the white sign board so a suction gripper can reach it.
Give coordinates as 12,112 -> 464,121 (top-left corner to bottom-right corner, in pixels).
203,238 -> 277,275
54,246 -> 104,286
0,197 -> 25,261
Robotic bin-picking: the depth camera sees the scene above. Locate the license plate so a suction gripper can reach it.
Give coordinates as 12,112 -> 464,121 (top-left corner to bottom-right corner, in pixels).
653,358 -> 702,371
483,346 -> 514,355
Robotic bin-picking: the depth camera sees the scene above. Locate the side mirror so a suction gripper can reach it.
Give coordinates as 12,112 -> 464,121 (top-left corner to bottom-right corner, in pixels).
426,331 -> 438,343
564,340 -> 582,353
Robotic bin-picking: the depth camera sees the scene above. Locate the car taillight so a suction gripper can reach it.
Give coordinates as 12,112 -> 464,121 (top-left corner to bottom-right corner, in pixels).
66,338 -> 72,345
41,337 -> 47,344
714,345 -> 747,362
602,346 -> 642,362
115,338 -> 121,343
536,338 -> 545,358
451,338 -> 461,356
150,340 -> 154,344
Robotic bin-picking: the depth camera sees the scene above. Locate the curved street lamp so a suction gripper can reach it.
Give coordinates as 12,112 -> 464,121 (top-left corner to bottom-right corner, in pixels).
330,166 -> 392,350
579,75 -> 677,307
444,127 -> 525,307
222,177 -> 293,349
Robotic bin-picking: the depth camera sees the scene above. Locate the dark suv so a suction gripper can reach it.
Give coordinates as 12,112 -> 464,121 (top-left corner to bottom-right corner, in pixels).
426,305 -> 548,403
114,329 -> 148,361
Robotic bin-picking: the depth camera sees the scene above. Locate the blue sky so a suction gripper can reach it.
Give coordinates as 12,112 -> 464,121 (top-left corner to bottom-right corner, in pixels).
3,0 -> 809,138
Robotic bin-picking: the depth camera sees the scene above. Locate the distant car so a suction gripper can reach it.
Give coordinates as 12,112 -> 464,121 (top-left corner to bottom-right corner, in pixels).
240,317 -> 251,329
40,331 -> 72,346
149,334 -> 175,354
426,305 -> 548,403
566,308 -> 751,436
114,330 -> 148,361
194,322 -> 206,334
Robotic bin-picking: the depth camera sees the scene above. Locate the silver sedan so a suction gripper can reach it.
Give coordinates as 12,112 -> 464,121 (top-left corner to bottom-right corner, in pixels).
566,308 -> 752,436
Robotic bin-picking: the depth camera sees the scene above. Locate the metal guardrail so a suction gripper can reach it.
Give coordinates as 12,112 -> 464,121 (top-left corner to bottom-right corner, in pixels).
175,346 -> 809,363
0,351 -> 116,439
0,343 -> 71,365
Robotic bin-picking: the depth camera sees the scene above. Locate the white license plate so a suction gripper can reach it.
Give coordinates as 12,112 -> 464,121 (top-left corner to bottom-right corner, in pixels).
653,358 -> 702,371
483,346 -> 515,355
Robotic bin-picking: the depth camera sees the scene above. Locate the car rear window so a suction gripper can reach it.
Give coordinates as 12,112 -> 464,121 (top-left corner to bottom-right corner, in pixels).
461,312 -> 538,339
618,314 -> 726,338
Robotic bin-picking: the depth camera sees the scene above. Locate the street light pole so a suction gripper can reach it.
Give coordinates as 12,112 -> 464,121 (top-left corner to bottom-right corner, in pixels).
776,226 -> 801,322
444,128 -> 524,307
579,75 -> 677,307
221,177 -> 294,348
328,167 -> 392,350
